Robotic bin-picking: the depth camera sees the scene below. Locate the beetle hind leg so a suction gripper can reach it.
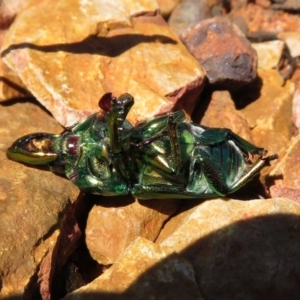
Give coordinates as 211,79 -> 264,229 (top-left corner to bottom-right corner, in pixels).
187,147 -> 230,197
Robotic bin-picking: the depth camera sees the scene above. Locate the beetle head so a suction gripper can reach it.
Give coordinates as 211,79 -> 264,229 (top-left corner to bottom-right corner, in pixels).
7,131 -> 84,172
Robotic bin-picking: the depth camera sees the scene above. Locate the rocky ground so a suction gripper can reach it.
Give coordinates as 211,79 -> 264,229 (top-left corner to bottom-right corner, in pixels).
0,0 -> 300,299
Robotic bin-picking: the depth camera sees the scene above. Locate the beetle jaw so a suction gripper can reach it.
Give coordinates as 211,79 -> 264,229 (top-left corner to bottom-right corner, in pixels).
7,133 -> 59,165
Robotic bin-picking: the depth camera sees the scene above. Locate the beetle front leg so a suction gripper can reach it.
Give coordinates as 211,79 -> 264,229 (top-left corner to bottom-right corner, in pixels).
167,113 -> 182,175
105,93 -> 134,155
132,112 -> 184,179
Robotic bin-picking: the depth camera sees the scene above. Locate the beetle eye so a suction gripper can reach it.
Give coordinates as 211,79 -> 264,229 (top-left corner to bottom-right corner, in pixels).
67,136 -> 80,156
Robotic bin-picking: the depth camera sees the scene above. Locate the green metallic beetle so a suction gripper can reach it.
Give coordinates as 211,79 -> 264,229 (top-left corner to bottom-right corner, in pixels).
7,93 -> 278,199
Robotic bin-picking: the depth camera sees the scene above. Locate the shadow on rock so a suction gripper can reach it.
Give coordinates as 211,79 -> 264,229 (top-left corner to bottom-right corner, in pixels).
1,34 -> 177,58
60,212 -> 300,299
2,212 -> 300,299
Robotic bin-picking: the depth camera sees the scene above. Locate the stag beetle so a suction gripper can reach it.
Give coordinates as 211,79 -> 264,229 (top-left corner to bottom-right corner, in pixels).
7,93 -> 278,199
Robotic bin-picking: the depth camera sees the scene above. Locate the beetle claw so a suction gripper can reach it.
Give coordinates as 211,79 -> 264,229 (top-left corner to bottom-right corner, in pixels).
262,154 -> 279,162
7,133 -> 58,164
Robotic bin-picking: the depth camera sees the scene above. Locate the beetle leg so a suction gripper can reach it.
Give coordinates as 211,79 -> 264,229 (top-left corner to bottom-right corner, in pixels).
229,153 -> 278,192
132,112 -> 183,177
167,113 -> 182,174
187,147 -> 229,196
105,93 -> 134,155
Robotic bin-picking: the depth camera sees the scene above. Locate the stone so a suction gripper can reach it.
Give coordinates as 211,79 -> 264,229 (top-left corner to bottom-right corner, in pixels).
0,0 -> 30,101
278,31 -> 300,59
0,58 -> 29,101
269,134 -> 300,203
180,16 -> 257,89
168,0 -> 223,36
255,0 -> 271,9
0,0 -> 27,33
1,0 -> 205,127
0,101 -> 79,298
251,40 -> 285,70
271,0 -> 300,11
292,86 -> 300,134
157,197 -> 300,300
229,3 -> 300,34
85,197 -> 180,265
156,0 -> 180,18
240,69 -> 294,156
193,90 -> 253,142
62,237 -> 203,300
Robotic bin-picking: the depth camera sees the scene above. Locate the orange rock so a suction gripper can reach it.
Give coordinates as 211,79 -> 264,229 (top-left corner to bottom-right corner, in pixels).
194,90 -> 253,142
157,198 -> 300,299
241,69 -> 294,155
1,0 -> 205,127
85,197 -> 180,265
230,2 -> 300,33
0,0 -> 29,101
269,134 -> 300,202
0,101 -> 79,298
63,237 -> 203,300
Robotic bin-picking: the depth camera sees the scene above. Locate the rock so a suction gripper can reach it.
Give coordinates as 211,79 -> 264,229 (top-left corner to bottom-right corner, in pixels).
292,86 -> 300,134
62,237 -> 203,300
239,69 -> 294,155
36,230 -> 61,300
0,59 -> 29,101
157,197 -> 300,300
255,0 -> 272,9
269,135 -> 300,203
278,31 -> 300,59
180,16 -> 257,89
229,2 -> 300,33
193,90 -> 253,142
156,0 -> 180,18
251,40 -> 285,70
0,59 -> 30,102
168,0 -> 223,36
1,0 -> 205,127
271,0 -> 300,11
85,197 -> 180,265
49,194 -> 99,300
0,0 -> 27,32
0,0 -> 30,101
0,101 -> 79,298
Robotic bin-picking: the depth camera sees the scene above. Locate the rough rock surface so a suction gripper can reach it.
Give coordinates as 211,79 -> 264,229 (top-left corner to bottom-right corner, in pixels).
156,0 -> 180,18
194,90 -> 253,142
240,69 -> 294,155
292,86 -> 300,134
0,58 -> 29,101
180,16 -> 257,89
0,0 -> 299,299
86,197 -> 180,265
168,0 -> 223,36
0,0 -> 29,101
0,101 -> 79,298
269,135 -> 300,202
270,0 -> 300,11
157,198 -> 300,300
278,31 -> 300,59
229,3 -> 300,33
251,40 -> 285,70
1,0 -> 205,127
62,237 -> 203,300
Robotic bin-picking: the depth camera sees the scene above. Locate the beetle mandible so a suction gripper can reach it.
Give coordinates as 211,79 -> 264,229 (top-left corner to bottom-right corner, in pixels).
7,93 -> 278,199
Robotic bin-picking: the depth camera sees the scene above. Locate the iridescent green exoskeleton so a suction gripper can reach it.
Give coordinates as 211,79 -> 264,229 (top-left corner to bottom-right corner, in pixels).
7,93 -> 278,199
